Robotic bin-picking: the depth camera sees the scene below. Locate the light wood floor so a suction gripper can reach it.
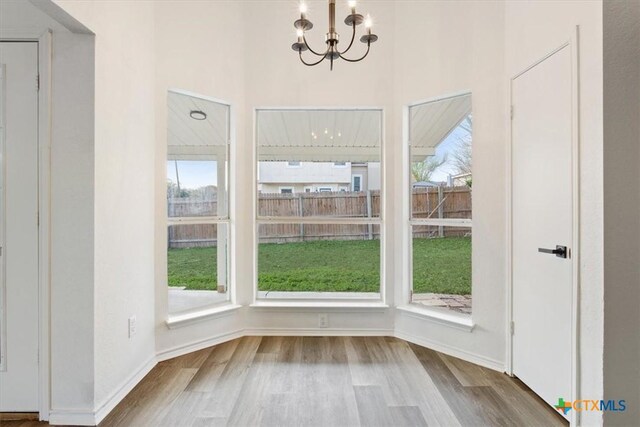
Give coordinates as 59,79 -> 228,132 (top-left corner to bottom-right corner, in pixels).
4,336 -> 567,427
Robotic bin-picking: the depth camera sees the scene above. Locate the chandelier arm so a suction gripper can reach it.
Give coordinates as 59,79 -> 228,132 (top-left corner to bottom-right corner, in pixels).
339,23 -> 357,55
299,48 -> 330,66
338,41 -> 370,62
302,34 -> 326,57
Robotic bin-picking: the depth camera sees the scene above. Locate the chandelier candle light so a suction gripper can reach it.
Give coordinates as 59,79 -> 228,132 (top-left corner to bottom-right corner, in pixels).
292,0 -> 378,70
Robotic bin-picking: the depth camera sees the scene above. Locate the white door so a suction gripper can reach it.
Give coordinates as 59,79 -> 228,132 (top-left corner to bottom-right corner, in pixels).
511,45 -> 574,419
0,42 -> 40,411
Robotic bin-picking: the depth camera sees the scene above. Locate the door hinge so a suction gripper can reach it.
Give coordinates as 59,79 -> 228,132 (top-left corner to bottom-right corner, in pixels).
510,321 -> 515,336
510,105 -> 514,120
36,74 -> 40,91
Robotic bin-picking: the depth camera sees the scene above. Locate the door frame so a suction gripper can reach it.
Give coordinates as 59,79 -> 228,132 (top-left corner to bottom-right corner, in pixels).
0,30 -> 52,421
506,27 -> 581,426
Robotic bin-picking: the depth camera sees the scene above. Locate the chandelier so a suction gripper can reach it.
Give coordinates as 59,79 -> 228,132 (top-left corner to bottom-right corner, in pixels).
291,0 -> 378,70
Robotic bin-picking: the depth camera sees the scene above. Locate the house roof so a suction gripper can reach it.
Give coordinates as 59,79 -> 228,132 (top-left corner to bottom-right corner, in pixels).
410,93 -> 471,161
167,90 -> 229,161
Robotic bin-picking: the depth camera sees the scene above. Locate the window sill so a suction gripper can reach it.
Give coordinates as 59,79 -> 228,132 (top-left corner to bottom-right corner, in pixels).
396,304 -> 474,332
250,301 -> 389,310
166,304 -> 242,329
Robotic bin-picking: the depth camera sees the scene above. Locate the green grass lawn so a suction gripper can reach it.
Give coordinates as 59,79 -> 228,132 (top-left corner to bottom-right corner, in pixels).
168,237 -> 471,295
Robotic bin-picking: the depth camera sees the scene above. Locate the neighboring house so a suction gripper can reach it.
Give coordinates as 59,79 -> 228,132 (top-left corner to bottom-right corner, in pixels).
258,161 -> 381,193
412,180 -> 442,188
448,172 -> 472,187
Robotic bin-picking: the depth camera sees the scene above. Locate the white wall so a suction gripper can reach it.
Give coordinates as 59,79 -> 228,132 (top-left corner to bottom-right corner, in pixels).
603,0 -> 640,424
50,32 -> 96,418
153,0 -> 246,353
53,1 -> 157,422
16,1 -> 614,424
241,0 -> 396,333
393,0 -> 508,370
504,2 -> 604,424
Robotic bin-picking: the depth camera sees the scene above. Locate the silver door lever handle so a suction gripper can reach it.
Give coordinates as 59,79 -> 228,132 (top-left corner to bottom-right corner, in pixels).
538,245 -> 567,258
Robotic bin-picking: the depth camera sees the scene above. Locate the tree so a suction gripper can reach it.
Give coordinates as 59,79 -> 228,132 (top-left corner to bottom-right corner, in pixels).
450,115 -> 472,175
167,180 -> 190,199
412,154 -> 448,182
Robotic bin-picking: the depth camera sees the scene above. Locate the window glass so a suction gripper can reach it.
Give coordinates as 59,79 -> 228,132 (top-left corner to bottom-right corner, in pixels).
167,90 -> 231,314
256,109 -> 383,299
408,93 -> 472,312
257,223 -> 380,297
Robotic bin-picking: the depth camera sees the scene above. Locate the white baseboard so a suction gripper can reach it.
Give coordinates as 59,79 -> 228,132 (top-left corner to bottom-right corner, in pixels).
93,356 -> 157,425
244,328 -> 394,336
48,356 -> 157,426
394,329 -> 505,372
156,329 -> 244,362
48,409 -> 96,426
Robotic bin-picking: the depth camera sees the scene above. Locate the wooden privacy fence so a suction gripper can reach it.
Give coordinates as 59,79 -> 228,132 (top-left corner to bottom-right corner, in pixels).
167,187 -> 471,248
411,186 -> 472,239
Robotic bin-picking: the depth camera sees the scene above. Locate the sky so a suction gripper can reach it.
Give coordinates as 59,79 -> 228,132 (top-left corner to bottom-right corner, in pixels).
167,161 -> 217,189
428,123 -> 471,182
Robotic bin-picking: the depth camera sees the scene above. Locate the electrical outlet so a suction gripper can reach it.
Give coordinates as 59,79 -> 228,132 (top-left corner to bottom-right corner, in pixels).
128,315 -> 137,338
318,313 -> 329,328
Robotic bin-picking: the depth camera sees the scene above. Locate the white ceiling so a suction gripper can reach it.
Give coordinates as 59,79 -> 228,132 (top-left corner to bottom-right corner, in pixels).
167,91 -> 229,160
256,109 -> 382,162
410,93 -> 471,161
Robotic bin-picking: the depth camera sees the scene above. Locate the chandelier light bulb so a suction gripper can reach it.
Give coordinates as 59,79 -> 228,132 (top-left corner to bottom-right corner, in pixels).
291,0 -> 378,70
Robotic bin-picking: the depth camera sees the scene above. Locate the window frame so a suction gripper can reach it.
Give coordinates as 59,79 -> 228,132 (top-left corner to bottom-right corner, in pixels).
166,89 -> 234,314
279,186 -> 294,194
254,107 -> 385,305
351,174 -> 363,192
405,92 -> 473,312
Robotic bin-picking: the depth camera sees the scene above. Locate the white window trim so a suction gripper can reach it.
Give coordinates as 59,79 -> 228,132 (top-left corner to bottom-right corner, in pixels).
396,305 -> 474,332
279,186 -> 294,194
254,107 -> 386,306
351,174 -> 363,192
166,89 -> 235,316
317,186 -> 332,192
166,304 -> 242,329
0,64 -> 5,372
404,92 -> 473,313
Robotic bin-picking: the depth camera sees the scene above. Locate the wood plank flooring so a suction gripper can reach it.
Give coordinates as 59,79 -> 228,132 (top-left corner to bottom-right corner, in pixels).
2,336 -> 567,427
